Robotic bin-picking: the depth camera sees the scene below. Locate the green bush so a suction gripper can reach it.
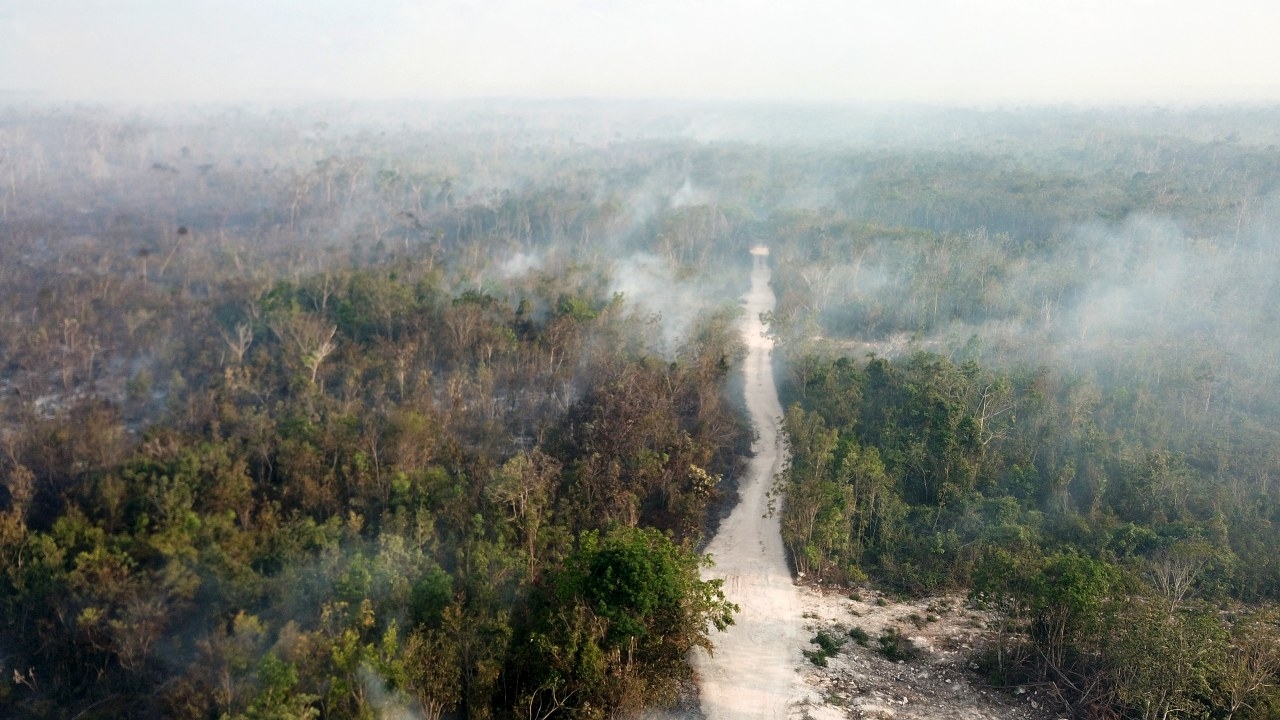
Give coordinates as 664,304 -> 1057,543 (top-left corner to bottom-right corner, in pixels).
806,630 -> 844,666
848,626 -> 870,646
877,627 -> 919,662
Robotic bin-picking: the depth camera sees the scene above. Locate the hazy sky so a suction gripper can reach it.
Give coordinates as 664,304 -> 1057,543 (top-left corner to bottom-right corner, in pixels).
2,0 -> 1278,105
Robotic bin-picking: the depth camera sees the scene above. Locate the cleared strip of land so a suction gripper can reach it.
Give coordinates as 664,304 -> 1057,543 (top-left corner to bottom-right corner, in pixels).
693,247 -> 806,719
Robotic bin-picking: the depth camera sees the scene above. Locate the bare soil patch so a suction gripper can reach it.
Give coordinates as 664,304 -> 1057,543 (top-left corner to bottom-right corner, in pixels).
792,584 -> 1062,720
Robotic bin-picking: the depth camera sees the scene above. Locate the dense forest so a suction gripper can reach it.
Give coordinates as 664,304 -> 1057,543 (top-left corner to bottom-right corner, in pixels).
0,103 -> 754,719
2,101 -> 1280,719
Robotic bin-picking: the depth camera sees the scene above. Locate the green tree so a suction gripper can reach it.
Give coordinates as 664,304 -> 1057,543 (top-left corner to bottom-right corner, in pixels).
488,449 -> 561,578
522,527 -> 737,716
228,653 -> 319,720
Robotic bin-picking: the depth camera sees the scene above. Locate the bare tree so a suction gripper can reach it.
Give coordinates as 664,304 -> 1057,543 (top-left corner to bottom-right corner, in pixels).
157,225 -> 189,278
270,312 -> 338,385
1146,541 -> 1212,613
220,322 -> 254,365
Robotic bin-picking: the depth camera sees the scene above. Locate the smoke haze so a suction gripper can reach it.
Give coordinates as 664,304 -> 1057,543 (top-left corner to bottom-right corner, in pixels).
4,1 -> 1280,105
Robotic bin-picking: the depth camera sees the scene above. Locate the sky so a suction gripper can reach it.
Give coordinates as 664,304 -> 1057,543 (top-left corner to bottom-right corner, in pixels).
2,0 -> 1279,105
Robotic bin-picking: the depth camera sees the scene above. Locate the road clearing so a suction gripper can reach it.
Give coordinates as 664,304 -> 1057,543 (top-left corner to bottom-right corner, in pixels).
692,246 -> 810,719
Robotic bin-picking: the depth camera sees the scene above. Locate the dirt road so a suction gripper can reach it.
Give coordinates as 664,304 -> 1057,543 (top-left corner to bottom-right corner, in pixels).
692,246 -> 808,719
690,248 -> 1057,720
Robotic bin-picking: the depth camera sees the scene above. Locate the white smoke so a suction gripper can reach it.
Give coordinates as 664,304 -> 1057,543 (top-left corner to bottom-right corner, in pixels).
498,250 -> 544,279
358,664 -> 424,720
669,177 -> 710,208
610,253 -> 711,355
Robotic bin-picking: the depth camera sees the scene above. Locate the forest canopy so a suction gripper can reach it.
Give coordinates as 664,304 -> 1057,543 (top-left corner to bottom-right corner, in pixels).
2,101 -> 1280,718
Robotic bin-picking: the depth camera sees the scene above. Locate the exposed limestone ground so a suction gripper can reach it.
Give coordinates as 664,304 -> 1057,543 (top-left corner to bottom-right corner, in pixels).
792,585 -> 1062,720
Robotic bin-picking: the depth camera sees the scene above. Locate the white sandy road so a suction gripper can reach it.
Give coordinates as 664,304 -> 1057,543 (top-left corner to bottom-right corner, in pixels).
691,246 -> 819,719
690,247 -> 1057,720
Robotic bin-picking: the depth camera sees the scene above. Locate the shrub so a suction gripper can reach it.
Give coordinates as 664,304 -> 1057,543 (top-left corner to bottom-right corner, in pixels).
848,626 -> 871,646
877,627 -> 920,662
806,630 -> 844,666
